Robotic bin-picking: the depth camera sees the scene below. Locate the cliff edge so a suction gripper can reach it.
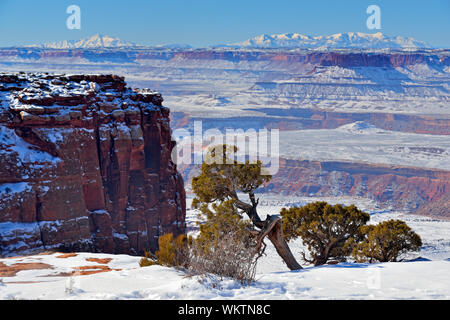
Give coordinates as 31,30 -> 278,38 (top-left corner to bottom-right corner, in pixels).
0,73 -> 186,257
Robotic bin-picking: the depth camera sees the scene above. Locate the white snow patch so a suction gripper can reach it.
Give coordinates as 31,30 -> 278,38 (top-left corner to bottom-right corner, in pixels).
0,126 -> 60,164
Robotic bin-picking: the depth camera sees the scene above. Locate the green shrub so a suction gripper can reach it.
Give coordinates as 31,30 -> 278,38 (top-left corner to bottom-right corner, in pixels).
352,219 -> 422,263
281,202 -> 370,265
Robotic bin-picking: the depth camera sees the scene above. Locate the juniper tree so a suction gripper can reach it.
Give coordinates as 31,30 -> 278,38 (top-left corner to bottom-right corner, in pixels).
192,144 -> 302,270
281,201 -> 370,266
352,219 -> 422,263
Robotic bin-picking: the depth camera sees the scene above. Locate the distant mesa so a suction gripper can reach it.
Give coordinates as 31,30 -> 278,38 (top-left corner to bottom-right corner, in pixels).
154,43 -> 193,49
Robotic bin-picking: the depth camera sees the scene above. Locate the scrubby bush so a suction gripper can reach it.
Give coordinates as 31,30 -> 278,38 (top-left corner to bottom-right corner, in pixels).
139,200 -> 259,284
189,200 -> 260,284
281,202 -> 370,266
139,251 -> 157,267
139,233 -> 190,268
352,219 -> 422,263
155,233 -> 190,268
189,230 -> 259,284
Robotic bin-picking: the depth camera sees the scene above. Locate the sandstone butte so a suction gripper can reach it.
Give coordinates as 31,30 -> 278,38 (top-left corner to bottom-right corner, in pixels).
0,73 -> 186,257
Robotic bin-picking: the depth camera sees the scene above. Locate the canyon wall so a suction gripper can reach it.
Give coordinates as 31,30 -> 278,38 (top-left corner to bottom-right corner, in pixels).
179,159 -> 449,219
264,159 -> 449,215
0,73 -> 186,257
1,48 -> 448,69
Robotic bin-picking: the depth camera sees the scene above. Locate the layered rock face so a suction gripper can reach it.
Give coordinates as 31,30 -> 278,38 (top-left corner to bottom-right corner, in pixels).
264,159 -> 450,216
179,159 -> 449,219
2,48 -> 448,68
0,73 -> 185,257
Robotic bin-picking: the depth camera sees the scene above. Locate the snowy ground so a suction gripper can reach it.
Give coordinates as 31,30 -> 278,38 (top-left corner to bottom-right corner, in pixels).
174,122 -> 450,171
278,123 -> 450,170
1,252 -> 448,300
1,194 -> 449,300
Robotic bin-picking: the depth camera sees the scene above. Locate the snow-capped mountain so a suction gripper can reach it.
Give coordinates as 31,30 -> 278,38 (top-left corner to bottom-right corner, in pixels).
34,34 -> 140,49
229,32 -> 431,49
24,32 -> 434,50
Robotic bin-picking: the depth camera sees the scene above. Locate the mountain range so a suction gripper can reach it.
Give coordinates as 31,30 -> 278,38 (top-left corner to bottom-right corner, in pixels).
27,34 -> 139,49
24,32 -> 433,50
229,32 -> 431,49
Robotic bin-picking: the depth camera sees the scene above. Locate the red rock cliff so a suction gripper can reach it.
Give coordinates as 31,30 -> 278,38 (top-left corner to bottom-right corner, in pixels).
264,159 -> 450,217
0,73 -> 186,257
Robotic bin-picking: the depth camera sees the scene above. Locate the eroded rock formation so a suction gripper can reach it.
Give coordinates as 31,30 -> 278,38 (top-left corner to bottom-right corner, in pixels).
0,73 -> 186,257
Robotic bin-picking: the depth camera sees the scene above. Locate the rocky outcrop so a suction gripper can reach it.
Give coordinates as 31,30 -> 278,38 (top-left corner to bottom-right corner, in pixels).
415,194 -> 450,220
0,73 -> 185,257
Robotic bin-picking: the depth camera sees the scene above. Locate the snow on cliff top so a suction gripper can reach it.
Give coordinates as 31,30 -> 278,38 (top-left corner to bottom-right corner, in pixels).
0,126 -> 58,163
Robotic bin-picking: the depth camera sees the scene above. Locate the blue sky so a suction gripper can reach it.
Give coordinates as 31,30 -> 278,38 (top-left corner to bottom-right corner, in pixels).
0,0 -> 448,47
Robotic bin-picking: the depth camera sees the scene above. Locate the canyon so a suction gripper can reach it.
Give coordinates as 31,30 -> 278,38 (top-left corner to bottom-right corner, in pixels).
179,157 -> 449,219
0,44 -> 448,221
0,73 -> 185,257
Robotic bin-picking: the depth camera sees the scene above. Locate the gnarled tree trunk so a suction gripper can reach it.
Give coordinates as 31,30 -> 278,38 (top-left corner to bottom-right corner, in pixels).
266,217 -> 302,270
235,194 -> 302,270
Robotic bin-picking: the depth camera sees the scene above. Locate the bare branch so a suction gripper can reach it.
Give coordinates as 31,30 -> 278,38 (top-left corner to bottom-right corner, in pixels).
301,251 -> 315,264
